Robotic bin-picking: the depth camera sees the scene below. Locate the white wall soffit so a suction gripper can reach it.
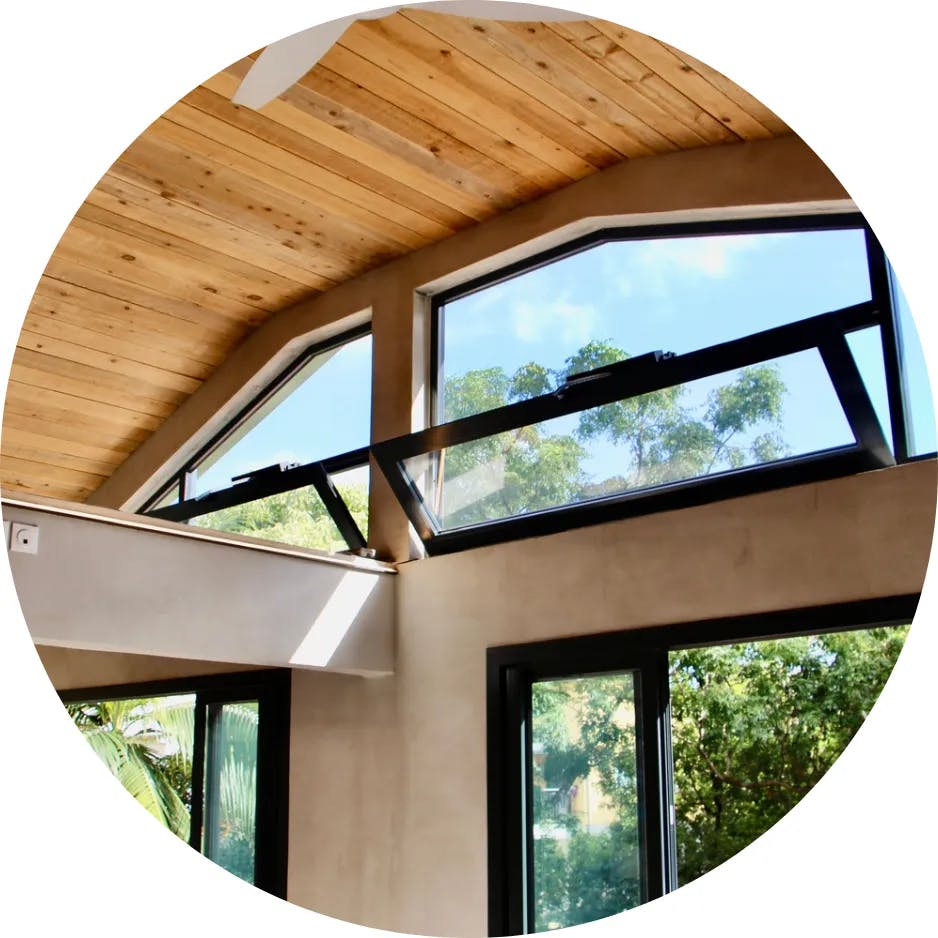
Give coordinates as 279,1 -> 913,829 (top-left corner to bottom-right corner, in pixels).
2,495 -> 396,676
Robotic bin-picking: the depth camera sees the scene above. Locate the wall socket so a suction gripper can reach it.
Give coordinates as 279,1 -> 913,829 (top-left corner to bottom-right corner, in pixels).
10,522 -> 39,554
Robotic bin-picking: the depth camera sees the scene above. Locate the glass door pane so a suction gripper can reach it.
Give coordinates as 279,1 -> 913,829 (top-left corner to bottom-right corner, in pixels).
668,626 -> 908,886
530,673 -> 642,931
202,700 -> 260,884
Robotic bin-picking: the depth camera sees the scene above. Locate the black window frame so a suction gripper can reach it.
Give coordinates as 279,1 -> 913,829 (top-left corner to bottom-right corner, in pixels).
60,668 -> 291,899
140,325 -> 372,553
486,594 -> 918,936
372,213 -> 925,556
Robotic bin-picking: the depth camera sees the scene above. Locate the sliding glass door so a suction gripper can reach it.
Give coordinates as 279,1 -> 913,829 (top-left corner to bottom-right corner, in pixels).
488,597 -> 915,934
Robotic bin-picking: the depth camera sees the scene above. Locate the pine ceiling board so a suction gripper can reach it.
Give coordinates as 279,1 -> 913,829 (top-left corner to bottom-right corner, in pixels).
10,363 -> 181,421
158,108 -> 454,246
32,275 -> 249,371
33,276 -> 236,364
147,117 -> 433,251
283,63 -> 525,209
1,426 -> 133,469
0,465 -> 103,502
13,346 -> 192,410
406,12 -> 692,155
544,21 -> 740,146
587,21 -> 775,139
74,204 -> 312,306
385,11 -> 642,165
5,382 -> 168,434
0,441 -> 123,479
339,21 -> 587,184
199,73 -> 494,225
86,176 -> 336,292
18,320 -> 208,390
356,15 -> 616,174
2,410 -> 142,458
658,43 -> 790,136
315,44 -> 556,197
111,140 -> 398,280
488,19 -> 713,150
55,216 -> 296,319
40,258 -> 268,333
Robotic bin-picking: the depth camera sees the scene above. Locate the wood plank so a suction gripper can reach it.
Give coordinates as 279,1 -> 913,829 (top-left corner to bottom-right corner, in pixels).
198,71 -> 493,224
545,20 -> 739,146
148,116 -> 433,251
658,41 -> 790,135
17,323 -> 206,392
337,20 -> 581,185
165,99 -> 461,240
54,215 -> 295,320
1,425 -> 134,469
315,43 -> 558,196
0,438 -> 127,479
587,21 -> 775,139
404,11 -> 685,155
73,204 -> 310,308
112,135 -> 403,275
33,275 -> 236,363
0,467 -> 100,502
5,382 -> 165,435
10,356 -> 185,419
40,261 -> 267,334
285,63 -> 530,208
86,174 -> 335,293
336,13 -> 637,164
2,410 -> 141,458
31,280 -> 230,369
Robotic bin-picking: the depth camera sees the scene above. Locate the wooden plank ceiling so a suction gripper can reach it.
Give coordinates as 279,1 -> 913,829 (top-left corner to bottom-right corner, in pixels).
1,10 -> 789,504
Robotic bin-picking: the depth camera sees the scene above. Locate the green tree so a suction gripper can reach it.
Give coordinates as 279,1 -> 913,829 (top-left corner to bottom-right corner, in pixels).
66,696 -> 195,840
438,341 -> 787,528
528,626 -> 908,930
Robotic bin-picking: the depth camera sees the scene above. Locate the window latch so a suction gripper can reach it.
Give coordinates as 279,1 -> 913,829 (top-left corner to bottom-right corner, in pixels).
231,461 -> 301,484
556,350 -> 674,398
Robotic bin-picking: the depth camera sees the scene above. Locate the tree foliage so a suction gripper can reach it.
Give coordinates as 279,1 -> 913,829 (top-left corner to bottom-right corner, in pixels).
530,627 -> 908,930
439,341 -> 787,528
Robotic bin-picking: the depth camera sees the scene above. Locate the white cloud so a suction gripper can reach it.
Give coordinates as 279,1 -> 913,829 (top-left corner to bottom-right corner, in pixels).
510,296 -> 599,346
631,233 -> 772,288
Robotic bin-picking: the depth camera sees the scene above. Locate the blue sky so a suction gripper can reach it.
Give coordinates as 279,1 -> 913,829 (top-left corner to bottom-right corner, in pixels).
194,229 -> 935,501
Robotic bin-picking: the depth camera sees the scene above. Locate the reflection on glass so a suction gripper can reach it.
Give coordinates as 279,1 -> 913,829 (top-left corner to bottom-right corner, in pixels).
65,694 -> 196,841
408,351 -> 853,531
846,326 -> 892,451
202,701 -> 259,885
330,463 -> 370,541
190,485 -> 346,552
531,674 -> 642,931
893,280 -> 937,455
194,333 -> 373,495
440,228 -> 871,420
668,626 -> 908,886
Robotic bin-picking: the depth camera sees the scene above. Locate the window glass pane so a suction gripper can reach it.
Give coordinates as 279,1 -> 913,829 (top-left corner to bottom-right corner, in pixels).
194,333 -> 373,495
846,326 -> 893,452
532,673 -> 642,931
190,486 -> 347,552
894,279 -> 937,455
330,464 -> 370,541
65,694 -> 196,841
440,229 -> 870,420
669,626 -> 908,887
407,350 -> 854,532
202,701 -> 259,884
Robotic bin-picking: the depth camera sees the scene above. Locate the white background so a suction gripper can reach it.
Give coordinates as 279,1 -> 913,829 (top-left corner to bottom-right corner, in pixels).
1,2 -> 934,935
